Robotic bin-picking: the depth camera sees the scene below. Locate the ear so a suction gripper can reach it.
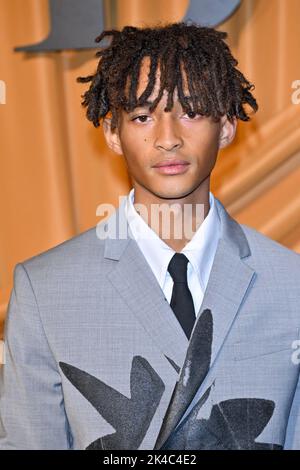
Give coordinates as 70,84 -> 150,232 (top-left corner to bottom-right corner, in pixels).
102,118 -> 123,155
218,116 -> 237,149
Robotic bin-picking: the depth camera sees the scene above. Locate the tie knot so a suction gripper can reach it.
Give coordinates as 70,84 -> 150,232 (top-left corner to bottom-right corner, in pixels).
167,253 -> 189,283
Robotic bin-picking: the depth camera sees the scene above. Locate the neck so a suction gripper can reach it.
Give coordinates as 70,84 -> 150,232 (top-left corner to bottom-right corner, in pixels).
132,178 -> 211,252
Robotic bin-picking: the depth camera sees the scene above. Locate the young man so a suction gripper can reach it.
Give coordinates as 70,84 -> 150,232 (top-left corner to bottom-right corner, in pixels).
0,22 -> 300,450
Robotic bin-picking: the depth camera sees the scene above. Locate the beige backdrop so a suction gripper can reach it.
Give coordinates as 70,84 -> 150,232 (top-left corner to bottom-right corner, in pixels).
1,0 -> 300,337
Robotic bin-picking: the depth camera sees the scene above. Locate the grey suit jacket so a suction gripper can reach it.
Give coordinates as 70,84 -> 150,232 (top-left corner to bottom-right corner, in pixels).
0,196 -> 300,450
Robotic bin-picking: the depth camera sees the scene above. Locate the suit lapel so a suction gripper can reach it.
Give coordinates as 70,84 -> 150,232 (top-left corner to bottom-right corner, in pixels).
202,198 -> 256,369
199,238 -> 256,369
154,308 -> 213,449
102,197 -> 189,372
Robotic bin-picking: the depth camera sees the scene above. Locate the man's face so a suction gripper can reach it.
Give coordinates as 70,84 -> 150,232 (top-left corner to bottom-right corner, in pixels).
103,57 -> 236,202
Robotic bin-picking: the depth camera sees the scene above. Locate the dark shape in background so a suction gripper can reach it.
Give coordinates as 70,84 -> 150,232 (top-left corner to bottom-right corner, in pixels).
14,0 -> 241,53
184,0 -> 241,26
14,0 -> 105,52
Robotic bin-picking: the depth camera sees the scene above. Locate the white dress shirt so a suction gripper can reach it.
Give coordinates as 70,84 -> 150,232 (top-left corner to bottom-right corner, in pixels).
124,188 -> 220,317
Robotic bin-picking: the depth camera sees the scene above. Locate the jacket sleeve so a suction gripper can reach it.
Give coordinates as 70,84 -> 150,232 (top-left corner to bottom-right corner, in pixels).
0,263 -> 72,449
284,369 -> 300,449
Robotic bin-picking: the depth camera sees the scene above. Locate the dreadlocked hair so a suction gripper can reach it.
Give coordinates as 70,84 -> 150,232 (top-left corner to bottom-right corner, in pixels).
77,22 -> 258,130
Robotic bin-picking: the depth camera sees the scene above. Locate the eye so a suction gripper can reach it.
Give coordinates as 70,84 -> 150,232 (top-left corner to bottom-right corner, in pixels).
132,115 -> 150,123
184,111 -> 199,119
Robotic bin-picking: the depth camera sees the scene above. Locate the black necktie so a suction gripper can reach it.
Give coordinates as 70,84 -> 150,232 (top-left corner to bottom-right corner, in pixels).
167,253 -> 196,339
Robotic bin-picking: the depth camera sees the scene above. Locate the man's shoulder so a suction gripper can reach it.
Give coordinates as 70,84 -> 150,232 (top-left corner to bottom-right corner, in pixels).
240,222 -> 300,270
214,196 -> 300,269
21,225 -> 105,274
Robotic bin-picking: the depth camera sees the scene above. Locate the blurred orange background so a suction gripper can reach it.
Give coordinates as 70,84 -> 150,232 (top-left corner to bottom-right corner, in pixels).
1,0 -> 300,338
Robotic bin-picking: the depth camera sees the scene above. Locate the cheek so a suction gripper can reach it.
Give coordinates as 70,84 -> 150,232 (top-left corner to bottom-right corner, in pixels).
119,133 -> 152,169
199,125 -> 220,149
121,145 -> 145,175
199,126 -> 220,146
190,131 -> 220,170
120,130 -> 148,153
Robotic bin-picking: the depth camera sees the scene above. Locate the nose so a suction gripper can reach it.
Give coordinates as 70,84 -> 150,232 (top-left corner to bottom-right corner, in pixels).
154,114 -> 183,152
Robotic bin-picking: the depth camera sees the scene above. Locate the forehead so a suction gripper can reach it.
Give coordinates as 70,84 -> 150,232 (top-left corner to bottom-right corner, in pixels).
126,55 -> 190,102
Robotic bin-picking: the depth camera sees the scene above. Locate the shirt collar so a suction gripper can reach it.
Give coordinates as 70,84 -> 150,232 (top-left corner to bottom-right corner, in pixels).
124,188 -> 220,291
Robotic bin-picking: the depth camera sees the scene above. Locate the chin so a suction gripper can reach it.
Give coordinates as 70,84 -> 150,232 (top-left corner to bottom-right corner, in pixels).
151,188 -> 193,200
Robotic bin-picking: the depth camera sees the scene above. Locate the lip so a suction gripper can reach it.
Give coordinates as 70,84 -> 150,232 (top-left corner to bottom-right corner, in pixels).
152,160 -> 190,175
153,159 -> 189,168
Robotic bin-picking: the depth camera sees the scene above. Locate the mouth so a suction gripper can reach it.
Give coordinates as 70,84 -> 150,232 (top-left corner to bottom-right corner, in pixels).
152,159 -> 190,175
